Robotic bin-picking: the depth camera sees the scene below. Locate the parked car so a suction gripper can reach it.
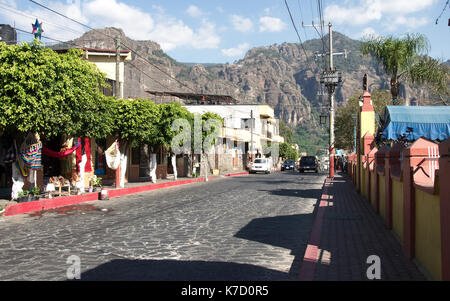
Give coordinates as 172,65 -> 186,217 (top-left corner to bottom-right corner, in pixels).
249,158 -> 271,174
299,156 -> 319,173
281,160 -> 295,171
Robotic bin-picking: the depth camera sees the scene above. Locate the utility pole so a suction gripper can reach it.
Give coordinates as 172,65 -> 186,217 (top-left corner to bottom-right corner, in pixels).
115,35 -> 121,98
303,22 -> 344,178
250,110 -> 254,162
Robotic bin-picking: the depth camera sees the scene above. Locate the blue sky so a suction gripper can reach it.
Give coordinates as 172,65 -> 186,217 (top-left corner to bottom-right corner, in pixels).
1,0 -> 449,63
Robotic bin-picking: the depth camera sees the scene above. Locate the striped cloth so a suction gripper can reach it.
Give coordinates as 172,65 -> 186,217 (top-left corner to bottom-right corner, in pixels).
20,142 -> 42,169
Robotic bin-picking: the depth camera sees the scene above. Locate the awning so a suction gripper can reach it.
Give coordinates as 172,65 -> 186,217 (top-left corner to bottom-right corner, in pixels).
381,106 -> 450,141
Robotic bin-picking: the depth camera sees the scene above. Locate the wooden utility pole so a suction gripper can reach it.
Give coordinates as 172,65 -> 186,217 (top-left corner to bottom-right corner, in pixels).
115,36 -> 121,98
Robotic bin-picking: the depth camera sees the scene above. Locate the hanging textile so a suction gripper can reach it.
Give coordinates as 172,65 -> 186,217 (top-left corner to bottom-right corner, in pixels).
76,138 -> 83,173
105,141 -> 121,170
20,142 -> 42,170
15,159 -> 28,178
42,140 -> 81,158
84,138 -> 92,173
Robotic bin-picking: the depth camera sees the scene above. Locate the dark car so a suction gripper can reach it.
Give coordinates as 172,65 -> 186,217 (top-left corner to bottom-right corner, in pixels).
299,156 -> 318,173
281,160 -> 295,171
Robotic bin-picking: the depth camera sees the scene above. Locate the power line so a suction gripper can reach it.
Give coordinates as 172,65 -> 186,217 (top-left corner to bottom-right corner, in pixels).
435,0 -> 450,24
13,27 -> 172,94
0,2 -> 86,37
28,0 -> 198,94
284,0 -> 311,68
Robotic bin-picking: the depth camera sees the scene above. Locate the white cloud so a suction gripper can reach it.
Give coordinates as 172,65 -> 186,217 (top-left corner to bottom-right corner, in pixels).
324,0 -> 435,29
221,43 -> 250,57
230,15 -> 253,33
186,5 -> 203,18
259,16 -> 287,32
357,27 -> 378,39
0,0 -> 222,52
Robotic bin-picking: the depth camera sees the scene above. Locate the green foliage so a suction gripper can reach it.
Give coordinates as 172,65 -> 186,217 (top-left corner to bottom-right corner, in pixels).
334,89 -> 392,151
279,142 -> 299,161
157,102 -> 193,149
361,33 -> 449,102
111,98 -> 160,147
0,41 -> 109,138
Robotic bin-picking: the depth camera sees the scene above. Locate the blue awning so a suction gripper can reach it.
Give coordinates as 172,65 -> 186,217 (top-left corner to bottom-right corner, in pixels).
381,106 -> 450,141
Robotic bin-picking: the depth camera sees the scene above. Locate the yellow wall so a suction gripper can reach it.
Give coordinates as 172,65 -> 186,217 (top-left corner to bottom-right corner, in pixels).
392,179 -> 404,241
415,188 -> 442,280
370,171 -> 376,208
379,175 -> 386,220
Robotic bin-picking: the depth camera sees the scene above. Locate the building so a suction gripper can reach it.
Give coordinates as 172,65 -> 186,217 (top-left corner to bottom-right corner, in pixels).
0,24 -> 17,45
184,104 -> 285,172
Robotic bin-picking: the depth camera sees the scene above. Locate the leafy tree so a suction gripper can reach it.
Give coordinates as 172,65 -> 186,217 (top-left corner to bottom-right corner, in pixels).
334,89 -> 392,151
361,33 -> 449,105
110,98 -> 160,148
0,41 -> 109,139
279,142 -> 299,161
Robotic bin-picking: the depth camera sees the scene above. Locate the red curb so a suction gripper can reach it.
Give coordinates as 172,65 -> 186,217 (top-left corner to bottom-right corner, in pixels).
4,192 -> 99,217
4,177 -> 215,217
224,172 -> 249,177
298,177 -> 331,281
108,177 -> 211,198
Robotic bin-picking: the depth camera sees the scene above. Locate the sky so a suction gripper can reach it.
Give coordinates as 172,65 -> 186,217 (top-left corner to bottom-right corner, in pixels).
0,0 -> 449,63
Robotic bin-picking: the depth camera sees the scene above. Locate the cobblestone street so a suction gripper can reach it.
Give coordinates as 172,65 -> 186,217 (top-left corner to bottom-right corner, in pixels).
0,171 -> 326,280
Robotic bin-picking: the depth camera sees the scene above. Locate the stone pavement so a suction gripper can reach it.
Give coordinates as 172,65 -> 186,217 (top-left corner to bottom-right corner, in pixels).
305,173 -> 426,281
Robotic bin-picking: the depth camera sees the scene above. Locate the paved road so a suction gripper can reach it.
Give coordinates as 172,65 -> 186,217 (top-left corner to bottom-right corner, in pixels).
0,171 -> 326,281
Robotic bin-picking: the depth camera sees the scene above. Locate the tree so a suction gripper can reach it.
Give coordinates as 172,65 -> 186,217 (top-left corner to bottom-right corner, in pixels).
279,142 -> 298,161
110,98 -> 160,186
334,89 -> 392,151
157,102 -> 193,180
0,41 -> 109,138
361,33 -> 449,105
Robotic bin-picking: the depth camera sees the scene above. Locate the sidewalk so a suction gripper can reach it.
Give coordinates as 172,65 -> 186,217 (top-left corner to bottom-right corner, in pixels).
299,173 -> 426,281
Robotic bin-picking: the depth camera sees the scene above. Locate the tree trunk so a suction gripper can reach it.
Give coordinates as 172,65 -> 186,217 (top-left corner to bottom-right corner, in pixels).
390,76 -> 401,105
171,153 -> 177,180
119,142 -> 129,188
149,148 -> 157,183
202,152 -> 208,181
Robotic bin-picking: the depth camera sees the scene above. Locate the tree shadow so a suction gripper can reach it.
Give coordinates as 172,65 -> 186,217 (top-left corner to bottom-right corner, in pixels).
79,259 -> 289,281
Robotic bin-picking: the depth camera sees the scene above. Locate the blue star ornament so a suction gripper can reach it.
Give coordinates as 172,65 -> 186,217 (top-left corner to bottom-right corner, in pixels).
32,19 -> 44,40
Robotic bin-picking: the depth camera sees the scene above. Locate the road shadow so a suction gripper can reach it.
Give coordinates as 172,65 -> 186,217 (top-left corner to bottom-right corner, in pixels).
79,259 -> 289,281
260,188 -> 323,199
234,212 -> 316,279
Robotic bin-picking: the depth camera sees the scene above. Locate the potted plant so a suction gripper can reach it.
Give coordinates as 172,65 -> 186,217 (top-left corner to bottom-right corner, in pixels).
16,190 -> 28,203
29,186 -> 41,201
89,175 -> 102,192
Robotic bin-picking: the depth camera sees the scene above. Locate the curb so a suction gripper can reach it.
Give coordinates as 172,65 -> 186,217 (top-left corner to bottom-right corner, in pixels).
298,177 -> 332,281
3,171 -> 253,217
3,176 -> 215,217
224,171 -> 249,177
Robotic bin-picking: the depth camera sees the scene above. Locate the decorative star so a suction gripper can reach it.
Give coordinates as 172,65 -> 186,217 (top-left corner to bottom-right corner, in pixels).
31,19 -> 44,40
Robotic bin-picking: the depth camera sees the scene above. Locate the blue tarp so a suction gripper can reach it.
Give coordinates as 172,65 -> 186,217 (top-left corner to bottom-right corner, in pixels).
381,106 -> 450,141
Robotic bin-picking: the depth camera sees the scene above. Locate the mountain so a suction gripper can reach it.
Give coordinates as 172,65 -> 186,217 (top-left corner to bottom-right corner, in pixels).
68,28 -> 440,153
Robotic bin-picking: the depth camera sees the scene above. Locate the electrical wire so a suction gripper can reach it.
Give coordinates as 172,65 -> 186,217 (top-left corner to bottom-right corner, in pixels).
284,0 -> 312,69
28,0 -> 202,94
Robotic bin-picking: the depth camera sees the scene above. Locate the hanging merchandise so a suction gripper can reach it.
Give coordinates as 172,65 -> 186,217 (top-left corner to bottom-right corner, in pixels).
105,141 -> 121,170
42,140 -> 81,158
84,138 -> 92,173
15,159 -> 28,178
20,133 -> 42,170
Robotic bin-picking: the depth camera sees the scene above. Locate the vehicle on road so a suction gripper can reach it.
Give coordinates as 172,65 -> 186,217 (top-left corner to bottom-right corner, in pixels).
249,158 -> 271,174
281,160 -> 295,171
299,156 -> 318,173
